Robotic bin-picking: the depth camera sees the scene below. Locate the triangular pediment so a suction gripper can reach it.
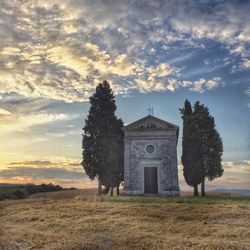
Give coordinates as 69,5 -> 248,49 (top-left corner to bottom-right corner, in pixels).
124,115 -> 178,131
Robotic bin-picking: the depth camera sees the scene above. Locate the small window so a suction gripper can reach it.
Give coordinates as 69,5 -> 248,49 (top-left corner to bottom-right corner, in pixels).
146,145 -> 155,154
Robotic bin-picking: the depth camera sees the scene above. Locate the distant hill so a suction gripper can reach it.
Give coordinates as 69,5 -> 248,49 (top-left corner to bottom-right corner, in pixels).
209,189 -> 250,197
0,183 -> 28,187
0,183 -> 76,200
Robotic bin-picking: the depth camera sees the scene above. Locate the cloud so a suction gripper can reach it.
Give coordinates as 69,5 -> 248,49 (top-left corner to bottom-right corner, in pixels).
222,161 -> 250,174
189,77 -> 222,93
149,77 -> 222,93
241,59 -> 250,69
0,158 -> 96,188
1,47 -> 21,55
1,0 -> 242,103
245,88 -> 250,96
0,166 -> 89,188
0,108 -> 12,115
0,41 -> 180,101
170,1 -> 250,56
1,36 -> 184,100
9,159 -> 81,169
0,166 -> 83,179
245,87 -> 250,108
0,111 -> 79,133
46,130 -> 79,138
47,43 -> 139,78
0,94 -> 54,115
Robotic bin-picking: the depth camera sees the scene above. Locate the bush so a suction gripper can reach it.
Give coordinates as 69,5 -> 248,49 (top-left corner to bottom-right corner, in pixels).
0,183 -> 66,201
25,183 -> 64,195
12,190 -> 26,199
0,193 -> 11,201
26,184 -> 37,195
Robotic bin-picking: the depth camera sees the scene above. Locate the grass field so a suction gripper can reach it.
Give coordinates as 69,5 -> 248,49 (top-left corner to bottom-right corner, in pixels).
0,189 -> 250,250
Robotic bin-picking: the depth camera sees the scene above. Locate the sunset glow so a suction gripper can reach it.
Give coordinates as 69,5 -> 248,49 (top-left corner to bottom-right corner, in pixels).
0,0 -> 249,191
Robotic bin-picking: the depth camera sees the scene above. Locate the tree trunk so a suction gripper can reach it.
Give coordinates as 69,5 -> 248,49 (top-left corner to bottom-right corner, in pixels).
116,185 -> 119,196
110,187 -> 114,196
103,186 -> 110,195
194,185 -> 199,196
201,180 -> 205,197
97,176 -> 102,196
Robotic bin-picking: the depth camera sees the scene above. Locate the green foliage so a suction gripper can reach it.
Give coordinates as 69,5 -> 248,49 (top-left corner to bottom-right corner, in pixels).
0,183 -> 64,200
204,129 -> 224,181
180,100 -> 203,193
82,80 -> 124,194
192,101 -> 224,190
0,193 -> 11,200
12,189 -> 26,199
180,100 -> 224,196
26,183 -> 63,194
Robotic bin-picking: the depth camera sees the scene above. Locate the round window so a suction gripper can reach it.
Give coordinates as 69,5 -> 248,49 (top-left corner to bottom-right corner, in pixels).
146,144 -> 155,154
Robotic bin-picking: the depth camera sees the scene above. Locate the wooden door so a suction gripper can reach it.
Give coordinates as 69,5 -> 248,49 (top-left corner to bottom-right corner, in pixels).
144,167 -> 158,194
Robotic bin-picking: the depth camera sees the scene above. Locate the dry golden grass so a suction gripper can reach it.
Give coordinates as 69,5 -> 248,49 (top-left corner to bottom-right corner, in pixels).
29,188 -> 97,200
0,190 -> 250,250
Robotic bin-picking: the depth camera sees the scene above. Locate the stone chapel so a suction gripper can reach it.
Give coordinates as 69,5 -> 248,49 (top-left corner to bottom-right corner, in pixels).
123,115 -> 180,196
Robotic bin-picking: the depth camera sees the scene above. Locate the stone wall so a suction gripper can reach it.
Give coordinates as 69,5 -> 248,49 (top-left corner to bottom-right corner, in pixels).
123,129 -> 180,196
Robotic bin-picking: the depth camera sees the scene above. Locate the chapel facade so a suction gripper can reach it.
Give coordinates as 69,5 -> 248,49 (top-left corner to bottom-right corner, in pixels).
123,115 -> 180,196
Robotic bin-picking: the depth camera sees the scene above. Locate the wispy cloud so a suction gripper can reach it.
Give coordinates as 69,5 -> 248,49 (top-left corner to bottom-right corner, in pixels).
0,166 -> 89,188
9,159 -> 81,170
0,108 -> 12,115
245,87 -> 250,108
0,112 -> 79,132
1,0 -> 243,102
0,158 -> 94,188
241,59 -> 250,69
245,88 -> 250,97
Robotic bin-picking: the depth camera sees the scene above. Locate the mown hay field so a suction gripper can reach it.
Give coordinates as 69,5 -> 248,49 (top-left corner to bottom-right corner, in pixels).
0,189 -> 250,250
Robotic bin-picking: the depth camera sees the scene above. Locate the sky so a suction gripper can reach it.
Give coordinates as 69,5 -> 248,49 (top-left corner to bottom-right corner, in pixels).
0,0 -> 249,191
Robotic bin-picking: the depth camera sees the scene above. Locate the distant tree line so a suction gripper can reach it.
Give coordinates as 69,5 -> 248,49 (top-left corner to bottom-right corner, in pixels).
180,100 -> 223,196
0,183 -> 70,200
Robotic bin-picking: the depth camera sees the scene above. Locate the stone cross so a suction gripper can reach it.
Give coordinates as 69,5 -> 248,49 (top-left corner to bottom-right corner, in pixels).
147,106 -> 154,115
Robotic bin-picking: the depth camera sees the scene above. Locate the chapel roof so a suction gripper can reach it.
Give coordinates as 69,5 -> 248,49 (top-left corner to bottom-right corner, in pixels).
123,115 -> 179,131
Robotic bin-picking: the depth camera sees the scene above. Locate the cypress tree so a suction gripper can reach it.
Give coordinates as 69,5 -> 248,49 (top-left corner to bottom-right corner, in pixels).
180,99 -> 203,196
101,118 -> 124,196
192,101 -> 224,196
192,102 -> 209,196
82,80 -> 124,195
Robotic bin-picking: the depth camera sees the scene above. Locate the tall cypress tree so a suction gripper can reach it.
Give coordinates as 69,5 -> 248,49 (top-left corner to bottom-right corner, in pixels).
82,80 -> 124,195
180,100 -> 203,196
101,118 -> 124,196
180,100 -> 223,196
192,102 -> 209,196
192,101 -> 224,196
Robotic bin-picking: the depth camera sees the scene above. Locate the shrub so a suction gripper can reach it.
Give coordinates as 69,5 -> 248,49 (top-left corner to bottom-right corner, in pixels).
12,190 -> 26,199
